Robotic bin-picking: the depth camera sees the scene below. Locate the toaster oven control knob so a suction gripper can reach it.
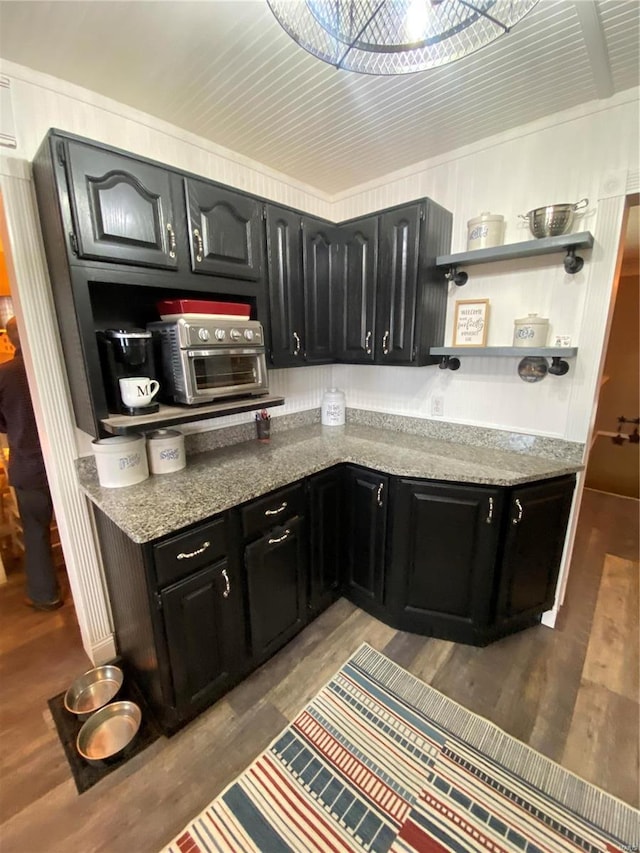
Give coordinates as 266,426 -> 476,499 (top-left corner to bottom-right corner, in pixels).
244,329 -> 255,341
198,328 -> 210,342
214,328 -> 226,341
229,328 -> 242,342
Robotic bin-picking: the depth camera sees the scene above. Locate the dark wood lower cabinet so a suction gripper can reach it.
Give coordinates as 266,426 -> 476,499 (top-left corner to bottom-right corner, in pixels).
95,468 -> 575,734
244,515 -> 307,663
162,560 -> 244,712
308,467 -> 344,614
344,466 -> 388,610
387,479 -> 502,643
496,477 -> 576,632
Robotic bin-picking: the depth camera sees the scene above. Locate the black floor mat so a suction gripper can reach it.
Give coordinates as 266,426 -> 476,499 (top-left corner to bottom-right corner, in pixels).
48,667 -> 163,794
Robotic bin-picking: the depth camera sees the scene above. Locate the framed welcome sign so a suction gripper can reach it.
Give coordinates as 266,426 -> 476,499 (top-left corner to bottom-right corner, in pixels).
453,299 -> 490,346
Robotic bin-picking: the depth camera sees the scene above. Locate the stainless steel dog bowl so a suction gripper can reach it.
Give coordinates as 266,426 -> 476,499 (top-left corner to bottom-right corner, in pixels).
64,665 -> 124,719
76,700 -> 141,764
519,198 -> 588,238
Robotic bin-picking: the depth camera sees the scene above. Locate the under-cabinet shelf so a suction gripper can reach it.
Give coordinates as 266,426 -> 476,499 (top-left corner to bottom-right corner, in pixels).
100,394 -> 285,436
437,231 -> 594,284
429,347 -> 577,379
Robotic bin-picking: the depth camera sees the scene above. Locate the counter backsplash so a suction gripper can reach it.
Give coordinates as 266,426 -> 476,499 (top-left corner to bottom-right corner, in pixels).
76,407 -> 583,481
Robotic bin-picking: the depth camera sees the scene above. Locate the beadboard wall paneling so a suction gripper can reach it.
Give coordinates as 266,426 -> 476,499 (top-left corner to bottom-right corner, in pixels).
1,59 -> 332,219
333,94 -> 638,443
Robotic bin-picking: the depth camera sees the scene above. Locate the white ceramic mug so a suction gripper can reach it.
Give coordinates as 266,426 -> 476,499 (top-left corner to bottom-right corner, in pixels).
119,376 -> 160,408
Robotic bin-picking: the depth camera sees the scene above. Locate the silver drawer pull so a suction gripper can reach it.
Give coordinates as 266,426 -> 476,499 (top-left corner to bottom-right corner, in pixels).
222,568 -> 230,598
268,529 -> 291,545
265,501 -> 288,517
486,497 -> 494,524
512,499 -> 524,525
377,482 -> 384,507
382,330 -> 390,355
177,540 -> 210,559
292,331 -> 301,355
167,223 -> 177,259
365,330 -> 372,354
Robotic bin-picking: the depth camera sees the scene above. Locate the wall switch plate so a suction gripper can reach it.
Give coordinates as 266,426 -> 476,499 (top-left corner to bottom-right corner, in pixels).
431,396 -> 444,417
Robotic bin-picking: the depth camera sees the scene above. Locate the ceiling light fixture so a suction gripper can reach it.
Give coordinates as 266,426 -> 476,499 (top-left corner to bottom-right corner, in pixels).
267,0 -> 539,75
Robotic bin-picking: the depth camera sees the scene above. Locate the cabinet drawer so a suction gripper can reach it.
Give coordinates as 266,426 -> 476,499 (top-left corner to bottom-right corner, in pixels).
241,483 -> 306,539
153,517 -> 227,587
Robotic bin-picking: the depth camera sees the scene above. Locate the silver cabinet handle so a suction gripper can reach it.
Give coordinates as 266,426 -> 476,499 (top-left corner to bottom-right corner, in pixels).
222,568 -> 230,598
268,528 -> 291,545
512,498 -> 524,525
193,227 -> 203,263
486,497 -> 494,524
365,331 -> 372,354
382,330 -> 390,355
177,540 -> 210,559
167,223 -> 177,259
265,501 -> 288,517
377,482 -> 384,507
292,331 -> 301,355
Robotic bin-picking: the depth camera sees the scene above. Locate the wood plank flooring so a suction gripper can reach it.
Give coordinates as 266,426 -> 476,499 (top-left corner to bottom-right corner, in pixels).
0,487 -> 637,853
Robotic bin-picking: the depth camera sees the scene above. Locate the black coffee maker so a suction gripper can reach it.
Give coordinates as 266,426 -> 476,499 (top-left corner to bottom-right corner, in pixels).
97,328 -> 160,415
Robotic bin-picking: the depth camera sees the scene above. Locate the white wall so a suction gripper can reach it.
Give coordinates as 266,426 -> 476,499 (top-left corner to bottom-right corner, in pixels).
0,56 -> 637,659
332,89 -> 639,443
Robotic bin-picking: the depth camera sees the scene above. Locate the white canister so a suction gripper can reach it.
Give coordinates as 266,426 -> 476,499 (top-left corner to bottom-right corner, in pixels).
146,429 -> 186,475
513,314 -> 550,347
467,212 -> 505,251
321,388 -> 346,426
92,434 -> 149,488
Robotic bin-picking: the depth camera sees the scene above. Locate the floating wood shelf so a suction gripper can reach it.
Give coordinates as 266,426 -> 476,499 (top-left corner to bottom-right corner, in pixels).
100,394 -> 285,436
430,347 -> 578,358
436,232 -> 594,269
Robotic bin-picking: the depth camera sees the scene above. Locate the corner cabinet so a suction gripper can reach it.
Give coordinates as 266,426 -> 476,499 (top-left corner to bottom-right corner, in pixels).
344,466 -> 389,610
265,205 -> 337,367
386,473 -> 576,644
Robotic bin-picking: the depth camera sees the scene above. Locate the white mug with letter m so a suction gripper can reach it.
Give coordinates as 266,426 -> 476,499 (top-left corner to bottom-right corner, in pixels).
119,376 -> 160,408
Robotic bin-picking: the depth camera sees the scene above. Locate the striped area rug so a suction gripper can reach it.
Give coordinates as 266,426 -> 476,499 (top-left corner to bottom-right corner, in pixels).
162,644 -> 638,853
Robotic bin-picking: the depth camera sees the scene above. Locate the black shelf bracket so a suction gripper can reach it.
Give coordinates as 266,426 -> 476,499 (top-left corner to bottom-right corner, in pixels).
445,266 -> 468,287
549,356 -> 570,376
563,247 -> 584,274
438,355 -> 461,371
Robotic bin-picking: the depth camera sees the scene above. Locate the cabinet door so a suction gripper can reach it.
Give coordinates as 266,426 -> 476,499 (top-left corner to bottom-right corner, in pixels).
308,468 -> 344,614
344,467 -> 388,607
497,476 -> 575,626
376,204 -> 421,364
161,560 -> 243,714
184,178 -> 263,280
388,479 -> 501,642
63,141 -> 179,269
334,217 -> 378,363
245,515 -> 308,662
265,206 -> 305,367
302,218 -> 338,364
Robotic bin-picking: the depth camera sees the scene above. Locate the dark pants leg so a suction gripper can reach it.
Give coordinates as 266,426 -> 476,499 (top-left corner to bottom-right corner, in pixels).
14,486 -> 59,604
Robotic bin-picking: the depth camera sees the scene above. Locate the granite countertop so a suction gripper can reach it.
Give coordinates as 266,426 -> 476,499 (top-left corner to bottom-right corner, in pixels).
77,422 -> 582,544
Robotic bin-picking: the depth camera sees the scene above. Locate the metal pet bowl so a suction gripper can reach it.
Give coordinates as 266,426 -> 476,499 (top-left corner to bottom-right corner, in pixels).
63,664 -> 124,720
76,700 -> 141,765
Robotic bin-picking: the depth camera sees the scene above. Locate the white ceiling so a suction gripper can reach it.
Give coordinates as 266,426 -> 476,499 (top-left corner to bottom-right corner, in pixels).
0,0 -> 638,195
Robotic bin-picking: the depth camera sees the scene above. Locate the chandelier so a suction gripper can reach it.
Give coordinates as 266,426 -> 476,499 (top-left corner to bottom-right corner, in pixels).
267,0 -> 539,75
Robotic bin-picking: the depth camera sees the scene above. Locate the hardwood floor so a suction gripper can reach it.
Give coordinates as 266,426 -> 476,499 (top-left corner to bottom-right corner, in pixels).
0,488 -> 637,853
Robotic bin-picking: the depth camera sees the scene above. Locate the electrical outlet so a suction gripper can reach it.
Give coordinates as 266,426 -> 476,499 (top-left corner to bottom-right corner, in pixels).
431,395 -> 444,417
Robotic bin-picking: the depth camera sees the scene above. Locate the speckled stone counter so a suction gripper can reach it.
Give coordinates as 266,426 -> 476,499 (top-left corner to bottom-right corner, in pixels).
77,422 -> 582,544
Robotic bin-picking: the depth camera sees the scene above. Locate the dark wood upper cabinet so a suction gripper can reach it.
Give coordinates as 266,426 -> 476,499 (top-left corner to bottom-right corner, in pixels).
302,218 -> 338,364
184,178 -> 263,280
265,206 -> 305,367
334,217 -> 378,363
335,201 -> 451,366
62,140 -> 179,270
377,204 -> 421,364
265,206 -> 335,366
